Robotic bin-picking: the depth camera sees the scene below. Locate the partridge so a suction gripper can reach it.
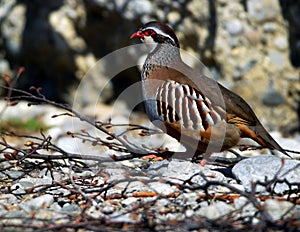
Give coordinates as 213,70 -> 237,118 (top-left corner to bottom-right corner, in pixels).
130,21 -> 290,165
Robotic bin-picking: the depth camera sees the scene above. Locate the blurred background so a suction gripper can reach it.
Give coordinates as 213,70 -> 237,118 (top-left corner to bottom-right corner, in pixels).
0,0 -> 299,134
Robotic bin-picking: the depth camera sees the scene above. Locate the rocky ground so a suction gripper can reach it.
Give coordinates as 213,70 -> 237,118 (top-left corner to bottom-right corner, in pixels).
0,100 -> 299,231
0,0 -> 299,131
0,0 -> 300,231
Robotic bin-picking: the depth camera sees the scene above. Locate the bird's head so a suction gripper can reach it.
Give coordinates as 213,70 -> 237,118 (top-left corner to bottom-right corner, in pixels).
130,21 -> 180,48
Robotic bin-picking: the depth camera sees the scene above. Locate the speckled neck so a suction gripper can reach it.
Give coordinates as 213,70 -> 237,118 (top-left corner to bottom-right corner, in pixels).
141,43 -> 181,81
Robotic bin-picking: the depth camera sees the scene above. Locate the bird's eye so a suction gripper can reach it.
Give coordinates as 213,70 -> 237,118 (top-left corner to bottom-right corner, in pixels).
144,29 -> 155,36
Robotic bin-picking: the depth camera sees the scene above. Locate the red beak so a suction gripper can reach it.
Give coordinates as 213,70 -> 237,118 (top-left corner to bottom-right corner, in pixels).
130,30 -> 144,39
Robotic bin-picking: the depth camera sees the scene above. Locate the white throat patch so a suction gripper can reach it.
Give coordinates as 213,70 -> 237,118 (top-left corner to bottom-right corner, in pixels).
141,35 -> 157,52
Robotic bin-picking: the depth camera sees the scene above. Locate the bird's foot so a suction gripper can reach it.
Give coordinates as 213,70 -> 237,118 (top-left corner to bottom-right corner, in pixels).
191,153 -> 208,166
200,159 -> 208,166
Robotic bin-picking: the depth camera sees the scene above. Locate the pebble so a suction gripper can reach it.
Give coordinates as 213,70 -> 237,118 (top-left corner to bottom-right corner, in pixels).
245,29 -> 261,44
47,188 -> 71,196
161,160 -> 226,186
56,136 -> 106,158
247,0 -> 280,22
5,170 -> 24,179
242,59 -> 257,72
264,199 -> 296,221
274,36 -> 288,50
148,181 -> 178,195
226,19 -> 243,35
49,202 -> 62,211
167,12 -> 181,24
262,84 -> 284,107
268,49 -> 286,68
121,197 -> 139,206
234,196 -> 258,218
147,159 -> 170,176
0,59 -> 10,73
196,201 -> 235,220
11,183 -> 26,195
263,22 -> 277,33
110,212 -> 136,223
61,204 -> 82,215
0,194 -> 18,205
125,0 -> 153,19
102,205 -> 116,215
19,194 -> 54,212
1,210 -> 27,225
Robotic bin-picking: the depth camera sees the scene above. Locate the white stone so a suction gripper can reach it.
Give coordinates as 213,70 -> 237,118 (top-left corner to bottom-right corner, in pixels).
197,201 -> 234,219
264,199 -> 295,221
19,194 -> 54,212
226,19 -> 243,35
274,36 -> 288,51
167,12 -> 180,24
232,155 -> 300,193
247,0 -> 280,22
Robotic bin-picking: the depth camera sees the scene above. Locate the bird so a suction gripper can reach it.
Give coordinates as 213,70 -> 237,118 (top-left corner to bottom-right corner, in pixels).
130,21 -> 290,166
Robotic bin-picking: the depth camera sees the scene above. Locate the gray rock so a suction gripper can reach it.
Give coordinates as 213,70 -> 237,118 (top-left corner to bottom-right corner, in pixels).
5,170 -> 24,179
262,81 -> 285,107
232,155 -> 300,193
16,176 -> 53,193
102,205 -> 115,215
0,210 -> 27,226
274,36 -> 288,51
11,183 -> 26,194
47,188 -> 71,196
1,2 -> 24,56
148,181 -> 178,195
0,59 -> 10,74
264,199 -> 297,221
234,196 -> 258,218
226,19 -> 243,35
147,159 -> 170,176
268,49 -> 286,68
247,0 -> 280,22
242,60 -> 257,72
103,167 -> 127,181
116,177 -> 150,193
161,160 -> 226,186
0,0 -> 15,19
110,212 -> 136,223
125,0 -> 153,19
18,180 -> 34,189
228,37 -> 239,47
263,22 -> 277,33
121,197 -> 139,206
0,194 -> 18,205
61,204 -> 82,215
0,205 -> 7,217
19,194 -> 54,212
196,201 -> 234,219
49,202 -> 62,211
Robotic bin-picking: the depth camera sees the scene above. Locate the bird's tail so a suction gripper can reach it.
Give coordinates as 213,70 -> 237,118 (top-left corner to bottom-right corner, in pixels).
253,124 -> 292,158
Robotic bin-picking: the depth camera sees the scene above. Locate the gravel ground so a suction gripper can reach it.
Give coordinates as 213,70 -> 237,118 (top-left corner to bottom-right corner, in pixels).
0,101 -> 299,231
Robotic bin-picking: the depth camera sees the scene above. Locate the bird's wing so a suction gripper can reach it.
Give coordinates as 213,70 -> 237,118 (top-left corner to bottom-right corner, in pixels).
154,79 -> 242,153
154,79 -> 225,131
167,64 -> 289,156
